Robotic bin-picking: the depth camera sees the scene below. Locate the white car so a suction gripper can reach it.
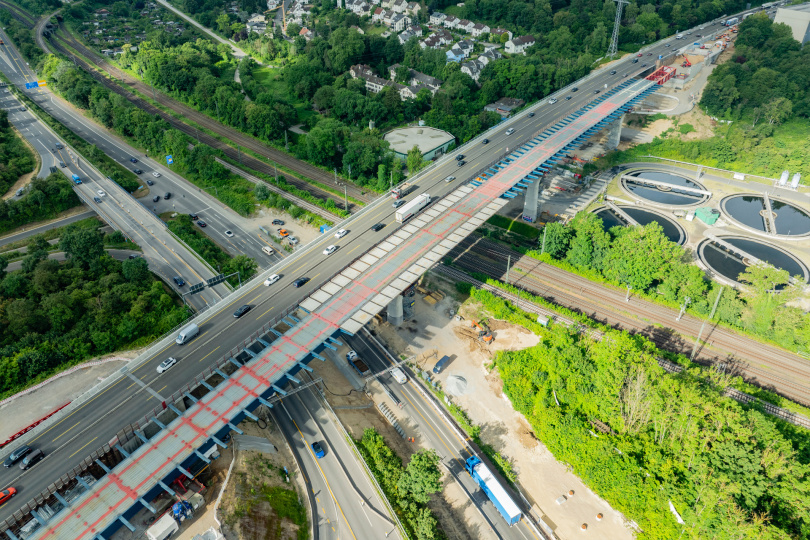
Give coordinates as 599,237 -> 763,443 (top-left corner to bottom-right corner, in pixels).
263,274 -> 280,286
97,190 -> 106,197
444,176 -> 455,183
224,230 -> 234,238
334,229 -> 348,239
505,128 -> 515,135
156,357 -> 178,374
323,245 -> 337,256
548,98 -> 558,104
152,171 -> 161,178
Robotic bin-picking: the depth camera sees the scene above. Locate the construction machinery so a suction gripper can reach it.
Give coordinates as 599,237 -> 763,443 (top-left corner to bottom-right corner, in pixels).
471,319 -> 494,343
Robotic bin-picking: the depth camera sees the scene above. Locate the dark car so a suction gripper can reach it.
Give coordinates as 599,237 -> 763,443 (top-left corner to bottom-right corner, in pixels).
482,138 -> 489,144
93,196 -> 102,203
272,219 -> 284,225
164,192 -> 171,200
4,445 -> 31,468
610,70 -> 617,75
457,160 -> 466,167
632,58 -> 639,63
59,161 -> 66,168
392,199 -> 405,208
371,223 -> 384,232
152,195 -> 160,202
130,157 -> 138,163
565,96 -> 572,100
311,441 -> 325,458
19,449 -> 44,470
173,276 -> 185,287
647,52 -> 652,56
641,63 -> 647,67
293,277 -> 310,288
55,143 -> 63,149
233,304 -> 252,318
188,213 -> 198,220
571,87 -> 578,92
146,179 -> 154,186
133,169 -> 143,174
528,112 -> 535,117
197,220 -> 207,228
455,154 -> 465,161
128,254 -> 140,259
593,89 -> 600,94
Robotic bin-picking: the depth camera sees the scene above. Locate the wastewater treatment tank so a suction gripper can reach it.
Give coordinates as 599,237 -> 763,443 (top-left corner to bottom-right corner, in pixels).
621,170 -> 710,206
720,194 -> 810,237
594,206 -> 686,244
698,236 -> 809,287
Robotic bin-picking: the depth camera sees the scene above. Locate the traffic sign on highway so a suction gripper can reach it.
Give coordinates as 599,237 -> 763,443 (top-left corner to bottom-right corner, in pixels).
206,274 -> 226,287
189,282 -> 206,295
24,81 -> 38,89
166,155 -> 174,165
37,80 -> 47,86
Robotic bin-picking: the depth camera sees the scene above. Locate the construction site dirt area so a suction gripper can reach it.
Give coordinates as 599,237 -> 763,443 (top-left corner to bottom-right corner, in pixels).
372,273 -> 635,540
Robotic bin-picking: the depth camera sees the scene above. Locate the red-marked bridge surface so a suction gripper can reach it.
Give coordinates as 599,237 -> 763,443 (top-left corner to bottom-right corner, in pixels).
33,79 -> 654,540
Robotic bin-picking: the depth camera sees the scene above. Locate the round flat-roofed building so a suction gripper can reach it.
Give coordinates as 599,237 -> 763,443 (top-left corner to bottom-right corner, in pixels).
383,126 -> 455,161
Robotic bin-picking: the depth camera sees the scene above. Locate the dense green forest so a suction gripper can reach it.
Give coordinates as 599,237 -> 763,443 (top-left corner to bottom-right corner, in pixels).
0,174 -> 79,235
0,226 -> 189,399
604,15 -> 810,178
482,285 -> 810,539
540,215 -> 810,353
0,109 -> 36,197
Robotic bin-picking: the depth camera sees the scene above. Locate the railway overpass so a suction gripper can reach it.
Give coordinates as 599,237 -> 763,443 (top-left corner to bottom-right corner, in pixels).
0,77 -> 657,540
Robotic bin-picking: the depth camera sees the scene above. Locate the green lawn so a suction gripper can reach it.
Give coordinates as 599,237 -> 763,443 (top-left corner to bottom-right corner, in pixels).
251,66 -> 315,125
363,24 -> 388,36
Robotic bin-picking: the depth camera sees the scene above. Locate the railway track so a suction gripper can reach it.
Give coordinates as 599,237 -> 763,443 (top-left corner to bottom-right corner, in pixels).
448,235 -> 810,407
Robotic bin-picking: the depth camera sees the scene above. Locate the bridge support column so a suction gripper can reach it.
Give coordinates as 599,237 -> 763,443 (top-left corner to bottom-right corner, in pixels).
388,295 -> 404,326
522,177 -> 540,223
605,113 -> 626,151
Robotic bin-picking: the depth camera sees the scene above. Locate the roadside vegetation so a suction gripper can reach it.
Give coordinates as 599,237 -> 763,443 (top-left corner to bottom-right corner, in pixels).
0,173 -> 79,235
355,428 -> 444,540
0,224 -> 188,400
0,109 -> 36,196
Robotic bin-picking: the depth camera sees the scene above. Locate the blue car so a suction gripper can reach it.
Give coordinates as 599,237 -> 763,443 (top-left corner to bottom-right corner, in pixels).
311,441 -> 325,458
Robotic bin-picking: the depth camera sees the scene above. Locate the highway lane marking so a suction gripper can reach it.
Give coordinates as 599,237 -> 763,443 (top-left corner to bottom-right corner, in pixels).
284,406 -> 358,540
68,436 -> 98,459
52,422 -> 81,443
199,346 -> 221,362
257,305 -> 277,319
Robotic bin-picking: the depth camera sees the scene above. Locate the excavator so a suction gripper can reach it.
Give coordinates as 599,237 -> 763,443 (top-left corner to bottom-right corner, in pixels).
471,319 -> 494,344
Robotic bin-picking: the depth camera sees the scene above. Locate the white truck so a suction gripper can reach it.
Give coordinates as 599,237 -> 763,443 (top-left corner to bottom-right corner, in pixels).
146,514 -> 178,540
395,193 -> 431,222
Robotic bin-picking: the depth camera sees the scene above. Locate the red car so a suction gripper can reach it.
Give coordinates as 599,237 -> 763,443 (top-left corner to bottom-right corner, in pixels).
637,53 -> 643,57
0,487 -> 16,506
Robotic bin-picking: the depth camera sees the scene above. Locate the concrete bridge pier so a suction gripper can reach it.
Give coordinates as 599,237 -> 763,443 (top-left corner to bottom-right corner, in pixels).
605,113 -> 626,151
523,176 -> 540,223
388,295 -> 404,326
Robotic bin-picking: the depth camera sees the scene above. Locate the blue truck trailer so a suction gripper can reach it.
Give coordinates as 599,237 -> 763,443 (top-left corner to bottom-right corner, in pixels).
465,456 -> 522,526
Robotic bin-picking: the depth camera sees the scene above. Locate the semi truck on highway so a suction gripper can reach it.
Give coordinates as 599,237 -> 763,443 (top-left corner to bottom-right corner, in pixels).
390,182 -> 415,199
465,456 -> 522,526
395,193 -> 431,222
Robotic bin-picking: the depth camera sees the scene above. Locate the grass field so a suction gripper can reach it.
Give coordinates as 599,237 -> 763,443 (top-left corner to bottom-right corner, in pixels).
252,66 -> 315,124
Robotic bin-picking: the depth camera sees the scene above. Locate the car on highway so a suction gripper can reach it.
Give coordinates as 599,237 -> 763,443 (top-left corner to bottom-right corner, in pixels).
571,87 -> 578,92
641,63 -> 647,67
19,449 -> 44,471
665,43 -> 671,47
264,274 -> 280,286
233,304 -> 252,318
610,70 -> 617,74
164,192 -> 171,199
133,169 -> 143,174
59,161 -> 66,168
647,52 -> 653,56
93,196 -> 102,203
272,219 -> 284,225
632,58 -> 639,63
278,228 -> 290,237
293,277 -> 310,288
565,96 -> 572,100
130,157 -> 138,163
152,171 -> 160,177
55,143 -> 63,149
146,179 -> 154,186
0,487 -> 16,506
392,199 -> 405,208
457,160 -> 466,167
390,367 -> 408,384
323,245 -> 337,256
347,350 -> 358,361
128,254 -> 140,259
505,128 -> 515,135
593,89 -> 600,94
225,230 -> 234,238
482,138 -> 489,144
311,441 -> 325,459
197,220 -> 207,228
156,357 -> 178,374
444,175 -> 455,183
4,445 -> 31,468
547,98 -> 557,104
371,223 -> 385,232
528,111 -> 535,116
623,73 -> 629,77
637,53 -> 643,57
97,190 -> 106,197
173,276 -> 185,287
152,195 -> 160,202
19,107 -> 25,112
189,213 -> 198,220
334,229 -> 348,239
455,154 -> 465,161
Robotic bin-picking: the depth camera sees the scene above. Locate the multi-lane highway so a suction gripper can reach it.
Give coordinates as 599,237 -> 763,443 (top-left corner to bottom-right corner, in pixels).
0,86 -> 54,179
0,7 -> 752,536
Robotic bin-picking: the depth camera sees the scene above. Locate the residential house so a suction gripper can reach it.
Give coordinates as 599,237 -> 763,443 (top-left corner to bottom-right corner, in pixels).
420,34 -> 441,49
350,64 -> 375,78
380,0 -> 395,8
478,48 -> 502,65
350,25 -> 365,34
445,45 -> 465,63
398,29 -> 417,44
372,7 -> 385,21
392,0 -> 407,12
406,2 -> 421,16
443,15 -> 459,28
429,12 -> 446,25
388,64 -> 443,91
457,39 -> 474,56
349,64 -> 431,102
299,27 -> 314,40
490,27 -> 512,41
94,8 -> 110,17
461,59 -> 485,81
247,13 -> 267,34
457,19 -> 474,33
484,97 -> 525,117
435,29 -> 453,45
407,25 -> 423,36
470,23 -> 489,37
389,13 -> 409,31
505,35 -> 536,55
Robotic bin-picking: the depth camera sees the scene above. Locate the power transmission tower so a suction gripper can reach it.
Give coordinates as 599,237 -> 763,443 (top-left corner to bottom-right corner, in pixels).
608,0 -> 629,57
